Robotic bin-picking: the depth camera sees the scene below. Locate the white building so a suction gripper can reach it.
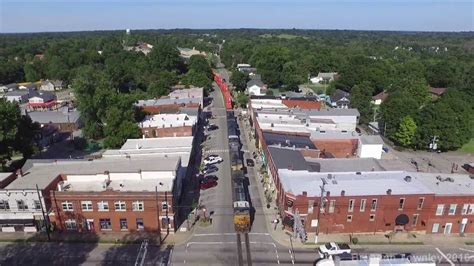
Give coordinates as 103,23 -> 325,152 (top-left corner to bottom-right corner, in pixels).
357,135 -> 384,159
139,113 -> 197,129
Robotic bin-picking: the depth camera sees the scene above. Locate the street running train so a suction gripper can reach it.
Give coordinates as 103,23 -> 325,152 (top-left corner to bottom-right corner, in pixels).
227,111 -> 251,233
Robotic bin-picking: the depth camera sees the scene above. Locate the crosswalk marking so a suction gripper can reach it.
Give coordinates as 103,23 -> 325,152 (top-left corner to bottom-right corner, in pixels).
205,149 -> 229,153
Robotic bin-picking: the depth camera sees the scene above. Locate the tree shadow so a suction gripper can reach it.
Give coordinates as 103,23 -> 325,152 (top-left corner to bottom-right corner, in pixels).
0,232 -> 99,265
101,232 -> 170,266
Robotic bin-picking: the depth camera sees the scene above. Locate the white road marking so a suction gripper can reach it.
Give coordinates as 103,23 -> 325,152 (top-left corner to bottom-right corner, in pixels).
460,248 -> 474,253
194,233 -> 236,236
436,247 -> 455,266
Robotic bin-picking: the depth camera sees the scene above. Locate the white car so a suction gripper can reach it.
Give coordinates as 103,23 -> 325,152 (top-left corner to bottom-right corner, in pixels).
318,242 -> 351,256
204,157 -> 223,165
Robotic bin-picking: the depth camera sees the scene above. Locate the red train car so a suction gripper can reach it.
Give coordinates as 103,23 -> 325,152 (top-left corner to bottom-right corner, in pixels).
212,70 -> 233,110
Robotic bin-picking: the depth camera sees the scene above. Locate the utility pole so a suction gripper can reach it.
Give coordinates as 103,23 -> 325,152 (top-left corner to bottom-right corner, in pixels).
315,177 -> 328,244
36,184 -> 50,241
427,136 -> 438,172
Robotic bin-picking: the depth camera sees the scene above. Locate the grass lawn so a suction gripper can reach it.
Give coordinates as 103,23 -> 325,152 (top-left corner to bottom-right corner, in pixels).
459,139 -> 474,153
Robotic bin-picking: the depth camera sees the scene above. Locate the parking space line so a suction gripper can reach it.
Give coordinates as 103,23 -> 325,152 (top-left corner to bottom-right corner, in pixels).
436,247 -> 454,266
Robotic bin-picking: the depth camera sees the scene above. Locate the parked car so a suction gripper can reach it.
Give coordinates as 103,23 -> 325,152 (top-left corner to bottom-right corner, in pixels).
204,157 -> 223,165
205,154 -> 219,160
318,242 -> 351,256
246,159 -> 255,167
207,124 -> 219,131
203,165 -> 218,174
202,175 -> 219,182
200,180 -> 218,190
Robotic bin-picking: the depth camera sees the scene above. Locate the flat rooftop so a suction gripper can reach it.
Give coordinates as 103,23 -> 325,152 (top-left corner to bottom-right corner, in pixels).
255,107 -> 360,117
360,135 -> 384,145
7,157 -> 180,190
278,170 -> 474,197
139,113 -> 197,128
263,132 -> 317,150
267,146 -> 313,171
304,158 -> 386,172
135,97 -> 202,107
28,110 -> 80,124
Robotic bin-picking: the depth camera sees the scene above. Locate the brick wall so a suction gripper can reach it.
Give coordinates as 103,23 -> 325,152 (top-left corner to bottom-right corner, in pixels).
313,139 -> 358,158
141,126 -> 194,138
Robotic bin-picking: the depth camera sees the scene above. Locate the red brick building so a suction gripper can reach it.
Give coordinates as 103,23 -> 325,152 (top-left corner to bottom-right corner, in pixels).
139,113 -> 197,138
275,170 -> 474,235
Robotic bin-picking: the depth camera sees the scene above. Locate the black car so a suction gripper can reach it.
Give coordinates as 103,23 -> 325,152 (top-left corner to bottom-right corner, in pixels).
202,175 -> 219,182
208,124 -> 219,131
246,159 -> 255,167
203,165 -> 218,174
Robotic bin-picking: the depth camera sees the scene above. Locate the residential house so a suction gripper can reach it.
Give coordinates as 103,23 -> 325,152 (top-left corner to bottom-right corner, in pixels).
139,113 -> 197,138
372,91 -> 389,105
40,80 -> 63,91
3,90 -> 30,103
177,47 -> 207,60
27,109 -> 82,132
429,87 -> 447,99
34,54 -> 45,60
18,83 -> 37,90
329,89 -> 351,109
247,75 -> 267,96
0,83 -> 19,93
28,91 -> 57,110
310,72 -> 338,84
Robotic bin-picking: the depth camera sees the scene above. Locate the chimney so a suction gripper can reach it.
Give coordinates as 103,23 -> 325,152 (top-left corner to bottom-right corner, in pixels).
341,190 -> 345,196
326,191 -> 330,197
386,189 -> 392,195
302,191 -> 307,197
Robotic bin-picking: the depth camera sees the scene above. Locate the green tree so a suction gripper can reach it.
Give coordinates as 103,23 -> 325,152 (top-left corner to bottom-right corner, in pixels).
351,82 -> 375,124
103,105 -> 140,148
148,42 -> 181,72
282,61 -> 306,91
182,69 -> 211,88
230,70 -> 248,91
0,99 -> 38,170
188,55 -> 212,79
251,45 -> 290,87
393,116 -> 417,147
236,93 -> 249,108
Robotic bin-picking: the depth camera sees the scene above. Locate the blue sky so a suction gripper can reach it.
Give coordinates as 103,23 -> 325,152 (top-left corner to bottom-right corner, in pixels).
0,0 -> 472,33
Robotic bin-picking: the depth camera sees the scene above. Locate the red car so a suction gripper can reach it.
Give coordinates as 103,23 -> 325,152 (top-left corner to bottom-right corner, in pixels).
200,180 -> 218,190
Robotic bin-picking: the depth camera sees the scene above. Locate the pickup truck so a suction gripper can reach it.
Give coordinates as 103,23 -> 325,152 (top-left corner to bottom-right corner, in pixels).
318,242 -> 351,256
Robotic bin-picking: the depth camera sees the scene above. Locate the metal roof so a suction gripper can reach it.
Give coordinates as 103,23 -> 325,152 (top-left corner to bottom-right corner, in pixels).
263,132 -> 317,150
267,146 -> 311,171
27,110 -> 80,124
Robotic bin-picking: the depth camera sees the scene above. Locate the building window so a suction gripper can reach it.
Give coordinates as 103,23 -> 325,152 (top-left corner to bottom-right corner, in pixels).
120,219 -> 128,230
432,223 -> 439,233
435,204 -> 445,216
115,201 -> 126,211
162,217 -> 170,229
371,199 -> 377,211
461,204 -> 469,215
417,197 -> 424,210
369,214 -> 376,221
34,200 -> 42,210
412,214 -> 419,226
468,204 -> 474,215
308,200 -> 314,214
346,215 -> 352,222
360,199 -> 366,212
81,201 -> 93,211
97,201 -> 109,211
348,199 -> 354,212
448,204 -> 457,215
61,201 -> 73,211
132,201 -> 144,211
161,201 -> 168,211
136,218 -> 144,230
17,200 -> 28,211
0,200 -> 10,211
399,198 -> 405,210
328,200 -> 336,213
65,219 -> 77,231
99,218 -> 112,230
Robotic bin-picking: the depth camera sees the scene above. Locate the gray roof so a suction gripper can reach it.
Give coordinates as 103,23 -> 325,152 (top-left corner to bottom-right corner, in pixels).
8,156 -> 181,190
5,90 -> 30,96
278,170 -> 474,197
360,135 -> 384,145
179,107 -> 200,117
267,146 -> 312,171
135,98 -> 201,107
330,89 -> 351,103
317,72 -> 337,79
247,79 -> 265,88
263,132 -> 317,150
28,110 -> 80,124
304,158 -> 386,172
257,107 -> 360,117
0,83 -> 19,89
30,91 -> 56,101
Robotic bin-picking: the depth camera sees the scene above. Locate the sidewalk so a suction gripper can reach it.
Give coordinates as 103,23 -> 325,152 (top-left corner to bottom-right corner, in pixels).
237,114 -> 474,250
0,229 -> 194,246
